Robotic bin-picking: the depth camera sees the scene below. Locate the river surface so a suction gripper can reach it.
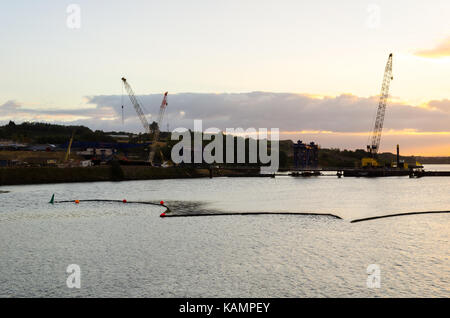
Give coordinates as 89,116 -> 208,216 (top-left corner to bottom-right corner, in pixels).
0,165 -> 449,297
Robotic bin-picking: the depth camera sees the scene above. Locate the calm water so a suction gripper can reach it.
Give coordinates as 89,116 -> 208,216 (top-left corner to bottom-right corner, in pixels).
0,164 -> 449,297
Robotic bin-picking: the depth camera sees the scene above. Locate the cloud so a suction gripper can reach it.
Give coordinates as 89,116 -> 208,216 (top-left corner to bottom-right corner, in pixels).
87,92 -> 450,133
1,100 -> 21,111
414,37 -> 450,58
0,99 -> 117,124
428,99 -> 450,113
1,93 -> 450,155
278,130 -> 450,156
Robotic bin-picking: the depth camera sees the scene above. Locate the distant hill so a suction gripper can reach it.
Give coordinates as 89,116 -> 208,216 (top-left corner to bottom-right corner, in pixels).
0,121 -> 115,144
1,121 -> 449,166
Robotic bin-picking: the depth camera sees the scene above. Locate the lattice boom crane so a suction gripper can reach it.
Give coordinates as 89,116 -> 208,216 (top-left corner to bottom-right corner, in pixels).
121,77 -> 168,164
149,91 -> 168,165
121,77 -> 151,136
367,53 -> 393,156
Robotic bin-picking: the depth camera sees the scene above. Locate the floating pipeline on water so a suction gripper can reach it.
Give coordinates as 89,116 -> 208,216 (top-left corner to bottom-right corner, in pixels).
157,201 -> 344,219
160,211 -> 342,219
48,195 -> 340,219
157,201 -> 450,222
350,210 -> 450,223
161,210 -> 450,223
48,194 -> 171,213
48,194 -> 450,223
160,210 -> 450,222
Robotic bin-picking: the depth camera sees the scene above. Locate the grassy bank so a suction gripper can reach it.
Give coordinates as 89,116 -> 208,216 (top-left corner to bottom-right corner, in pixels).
0,166 -> 210,186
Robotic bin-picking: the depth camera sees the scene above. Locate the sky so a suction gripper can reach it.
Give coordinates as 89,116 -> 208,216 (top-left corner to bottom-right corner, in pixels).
0,0 -> 449,155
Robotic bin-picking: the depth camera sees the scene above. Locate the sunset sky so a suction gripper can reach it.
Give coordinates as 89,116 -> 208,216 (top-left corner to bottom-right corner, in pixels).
0,0 -> 449,155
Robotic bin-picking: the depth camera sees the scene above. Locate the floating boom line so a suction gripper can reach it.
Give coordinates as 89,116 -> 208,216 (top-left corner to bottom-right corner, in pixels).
351,210 -> 450,223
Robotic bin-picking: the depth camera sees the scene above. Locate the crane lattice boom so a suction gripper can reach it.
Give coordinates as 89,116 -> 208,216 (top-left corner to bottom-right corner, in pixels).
121,77 -> 151,135
121,77 -> 168,165
367,53 -> 393,155
149,92 -> 168,165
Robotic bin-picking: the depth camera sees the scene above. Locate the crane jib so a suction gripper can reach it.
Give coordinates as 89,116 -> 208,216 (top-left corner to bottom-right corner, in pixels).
367,54 -> 393,155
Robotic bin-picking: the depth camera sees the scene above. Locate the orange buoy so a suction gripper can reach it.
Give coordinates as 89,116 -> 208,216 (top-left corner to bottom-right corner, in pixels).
160,212 -> 166,217
122,199 -> 127,203
75,200 -> 80,204
160,200 -> 164,205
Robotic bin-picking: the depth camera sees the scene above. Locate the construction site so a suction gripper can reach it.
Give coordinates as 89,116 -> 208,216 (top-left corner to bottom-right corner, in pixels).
1,53 -> 449,184
117,54 -> 449,178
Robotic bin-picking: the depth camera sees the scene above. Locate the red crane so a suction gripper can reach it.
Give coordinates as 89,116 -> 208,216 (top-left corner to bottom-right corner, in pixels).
149,92 -> 168,165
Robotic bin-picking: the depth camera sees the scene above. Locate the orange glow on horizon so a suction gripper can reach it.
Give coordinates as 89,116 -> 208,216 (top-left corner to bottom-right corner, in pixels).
278,130 -> 450,156
279,129 -> 450,137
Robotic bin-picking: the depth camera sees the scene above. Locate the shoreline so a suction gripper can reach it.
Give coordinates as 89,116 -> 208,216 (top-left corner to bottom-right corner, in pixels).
3,165 -> 450,187
0,165 -> 269,186
0,166 -> 210,186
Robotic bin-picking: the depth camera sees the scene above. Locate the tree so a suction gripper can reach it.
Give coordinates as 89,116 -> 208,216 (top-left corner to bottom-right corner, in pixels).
279,150 -> 288,168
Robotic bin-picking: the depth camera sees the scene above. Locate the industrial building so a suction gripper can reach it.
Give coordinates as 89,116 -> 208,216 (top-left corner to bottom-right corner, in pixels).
293,140 -> 319,169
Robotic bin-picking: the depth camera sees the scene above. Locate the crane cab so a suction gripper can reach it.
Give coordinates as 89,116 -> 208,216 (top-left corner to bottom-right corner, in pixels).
362,157 -> 379,168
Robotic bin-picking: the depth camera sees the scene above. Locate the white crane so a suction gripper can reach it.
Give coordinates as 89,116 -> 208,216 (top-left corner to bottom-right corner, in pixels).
121,77 -> 168,165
